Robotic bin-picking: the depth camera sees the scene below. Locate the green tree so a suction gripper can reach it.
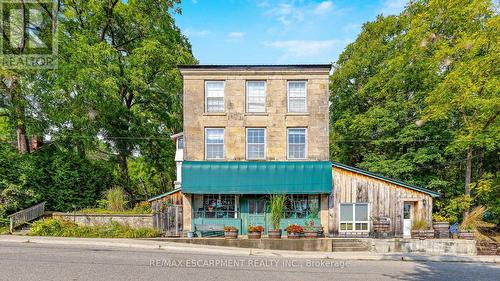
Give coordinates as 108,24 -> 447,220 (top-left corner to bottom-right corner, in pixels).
330,0 -> 499,220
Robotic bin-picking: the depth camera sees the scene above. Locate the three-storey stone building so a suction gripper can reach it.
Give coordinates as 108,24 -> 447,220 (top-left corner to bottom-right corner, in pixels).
176,65 -> 332,234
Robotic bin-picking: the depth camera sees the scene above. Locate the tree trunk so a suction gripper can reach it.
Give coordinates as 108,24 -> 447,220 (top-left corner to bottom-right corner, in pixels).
463,146 -> 473,218
12,87 -> 30,154
117,153 -> 131,194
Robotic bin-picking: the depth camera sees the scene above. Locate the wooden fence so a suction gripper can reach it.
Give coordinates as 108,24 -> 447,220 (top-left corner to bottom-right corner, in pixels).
8,201 -> 46,233
152,203 -> 183,237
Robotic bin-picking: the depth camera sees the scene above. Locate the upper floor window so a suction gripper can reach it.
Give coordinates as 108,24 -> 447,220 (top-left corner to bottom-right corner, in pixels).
246,81 -> 266,112
205,81 -> 224,112
205,128 -> 224,159
246,128 -> 265,160
177,136 -> 184,150
287,128 -> 307,159
287,81 -> 307,113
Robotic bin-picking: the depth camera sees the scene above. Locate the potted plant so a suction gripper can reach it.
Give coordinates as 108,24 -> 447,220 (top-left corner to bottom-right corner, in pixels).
285,224 -> 304,239
411,218 -> 434,239
303,220 -> 318,238
268,194 -> 285,239
247,225 -> 264,239
432,214 -> 451,238
224,226 -> 238,239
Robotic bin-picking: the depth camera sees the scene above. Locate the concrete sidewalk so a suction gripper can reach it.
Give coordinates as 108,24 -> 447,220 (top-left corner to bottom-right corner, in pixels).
1,235 -> 498,263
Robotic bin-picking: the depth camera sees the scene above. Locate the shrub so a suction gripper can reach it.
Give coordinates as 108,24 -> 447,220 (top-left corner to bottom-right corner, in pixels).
460,206 -> 495,233
432,213 -> 451,222
29,218 -> 160,238
131,201 -> 152,214
247,225 -> 264,233
285,224 -> 304,233
411,218 -> 428,230
105,187 -> 127,212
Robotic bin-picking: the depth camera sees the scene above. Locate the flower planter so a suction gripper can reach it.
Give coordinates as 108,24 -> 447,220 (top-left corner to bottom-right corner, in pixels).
268,229 -> 282,239
287,232 -> 302,239
458,231 -> 475,240
411,230 -> 434,239
248,231 -> 262,239
304,231 -> 318,239
432,221 -> 450,238
224,230 -> 238,239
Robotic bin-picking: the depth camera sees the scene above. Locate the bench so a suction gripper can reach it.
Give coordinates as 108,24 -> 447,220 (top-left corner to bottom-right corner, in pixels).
194,224 -> 225,237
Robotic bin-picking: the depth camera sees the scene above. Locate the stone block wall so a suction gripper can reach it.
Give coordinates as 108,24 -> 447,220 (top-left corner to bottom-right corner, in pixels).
52,213 -> 153,229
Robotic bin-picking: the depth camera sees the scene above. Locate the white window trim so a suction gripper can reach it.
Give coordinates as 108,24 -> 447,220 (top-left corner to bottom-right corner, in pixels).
204,128 -> 225,160
338,203 -> 370,232
246,128 -> 266,160
245,81 -> 267,113
204,81 -> 225,113
287,127 -> 308,160
287,80 -> 308,113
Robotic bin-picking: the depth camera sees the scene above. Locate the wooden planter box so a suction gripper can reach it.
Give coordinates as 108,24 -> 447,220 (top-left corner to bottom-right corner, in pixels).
373,221 -> 390,238
304,231 -> 318,239
224,230 -> 238,239
458,231 -> 475,240
248,231 -> 262,239
432,221 -> 450,238
268,229 -> 281,239
411,230 -> 435,239
287,232 -> 302,239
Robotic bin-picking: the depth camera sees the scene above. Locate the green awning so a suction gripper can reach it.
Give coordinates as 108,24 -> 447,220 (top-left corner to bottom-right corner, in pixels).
182,161 -> 332,194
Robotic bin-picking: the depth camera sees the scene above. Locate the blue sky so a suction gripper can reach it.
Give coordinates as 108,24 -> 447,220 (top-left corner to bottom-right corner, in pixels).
174,0 -> 408,64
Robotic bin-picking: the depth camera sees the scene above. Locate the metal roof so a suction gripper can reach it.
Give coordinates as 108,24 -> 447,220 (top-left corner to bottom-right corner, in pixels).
147,188 -> 182,202
332,162 -> 440,197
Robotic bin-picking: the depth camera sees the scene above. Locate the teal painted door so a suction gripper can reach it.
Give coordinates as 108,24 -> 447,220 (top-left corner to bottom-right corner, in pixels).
241,198 -> 267,234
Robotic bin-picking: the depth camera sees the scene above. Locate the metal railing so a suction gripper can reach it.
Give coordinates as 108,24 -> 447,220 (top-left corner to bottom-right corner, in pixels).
8,201 -> 46,233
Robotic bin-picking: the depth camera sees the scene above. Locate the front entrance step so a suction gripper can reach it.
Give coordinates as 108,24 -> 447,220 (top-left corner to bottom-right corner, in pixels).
331,238 -> 370,252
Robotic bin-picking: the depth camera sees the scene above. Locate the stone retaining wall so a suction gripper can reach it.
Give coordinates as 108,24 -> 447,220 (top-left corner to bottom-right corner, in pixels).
369,238 -> 477,255
52,213 -> 153,229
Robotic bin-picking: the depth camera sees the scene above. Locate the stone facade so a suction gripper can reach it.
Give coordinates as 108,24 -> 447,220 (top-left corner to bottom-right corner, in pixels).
179,66 -> 330,161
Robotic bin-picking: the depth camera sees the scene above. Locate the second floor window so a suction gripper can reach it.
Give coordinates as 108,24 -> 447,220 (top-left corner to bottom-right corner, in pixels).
177,136 -> 184,150
205,81 -> 224,112
287,81 -> 307,112
205,128 -> 224,159
246,81 -> 266,112
287,128 -> 306,159
246,128 -> 265,160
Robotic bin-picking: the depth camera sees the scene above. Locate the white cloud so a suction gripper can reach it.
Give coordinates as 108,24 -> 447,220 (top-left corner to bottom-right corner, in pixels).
263,1 -> 336,27
184,28 -> 210,37
264,39 -> 340,62
314,1 -> 333,15
228,32 -> 245,39
380,0 -> 407,15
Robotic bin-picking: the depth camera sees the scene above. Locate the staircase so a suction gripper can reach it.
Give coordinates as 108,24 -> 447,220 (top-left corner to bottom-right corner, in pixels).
331,238 -> 371,252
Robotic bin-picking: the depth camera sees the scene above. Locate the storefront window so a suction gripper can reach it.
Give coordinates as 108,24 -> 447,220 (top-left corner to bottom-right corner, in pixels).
339,203 -> 369,231
283,195 -> 319,219
193,194 -> 236,219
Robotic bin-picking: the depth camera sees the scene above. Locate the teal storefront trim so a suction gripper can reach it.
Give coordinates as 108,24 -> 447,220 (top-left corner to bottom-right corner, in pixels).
182,161 -> 332,194
192,218 -> 242,234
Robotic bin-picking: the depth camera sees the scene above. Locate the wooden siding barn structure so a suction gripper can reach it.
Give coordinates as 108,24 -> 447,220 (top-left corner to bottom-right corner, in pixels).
330,162 -> 440,237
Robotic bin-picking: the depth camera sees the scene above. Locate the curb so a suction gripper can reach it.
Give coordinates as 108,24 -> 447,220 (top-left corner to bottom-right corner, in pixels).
1,235 -> 498,263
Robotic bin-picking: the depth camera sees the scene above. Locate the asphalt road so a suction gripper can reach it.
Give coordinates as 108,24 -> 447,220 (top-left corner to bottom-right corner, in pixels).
0,242 -> 498,281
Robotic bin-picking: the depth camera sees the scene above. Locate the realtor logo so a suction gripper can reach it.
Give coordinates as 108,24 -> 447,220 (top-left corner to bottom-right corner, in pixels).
0,0 -> 57,69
